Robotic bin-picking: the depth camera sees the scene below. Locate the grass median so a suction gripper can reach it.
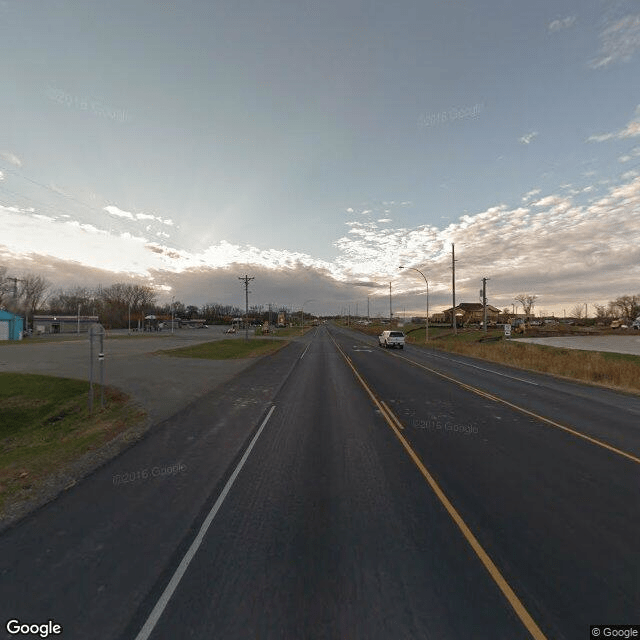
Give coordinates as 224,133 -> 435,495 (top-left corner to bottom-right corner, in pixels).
0,373 -> 145,517
160,337 -> 290,360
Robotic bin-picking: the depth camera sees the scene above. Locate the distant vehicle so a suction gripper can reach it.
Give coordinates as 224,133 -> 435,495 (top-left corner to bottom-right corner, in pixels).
378,330 -> 405,349
225,327 -> 236,334
632,317 -> 640,330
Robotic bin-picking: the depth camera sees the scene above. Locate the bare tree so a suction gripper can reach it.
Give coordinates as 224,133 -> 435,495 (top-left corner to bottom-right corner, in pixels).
570,304 -> 585,319
594,304 -> 612,321
0,266 -> 10,309
609,294 -> 640,321
515,293 -> 538,317
19,274 -> 50,317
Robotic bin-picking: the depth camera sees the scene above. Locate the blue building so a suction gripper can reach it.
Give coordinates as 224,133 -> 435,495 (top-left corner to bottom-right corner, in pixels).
0,309 -> 24,341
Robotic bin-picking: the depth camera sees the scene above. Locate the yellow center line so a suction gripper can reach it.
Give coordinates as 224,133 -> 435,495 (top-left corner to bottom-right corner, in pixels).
381,350 -> 640,465
380,400 -> 404,430
329,333 -> 547,640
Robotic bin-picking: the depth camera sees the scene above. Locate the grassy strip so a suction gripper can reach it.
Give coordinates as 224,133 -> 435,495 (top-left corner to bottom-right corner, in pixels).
0,373 -> 145,514
160,338 -> 290,360
268,326 -> 315,338
344,322 -> 640,393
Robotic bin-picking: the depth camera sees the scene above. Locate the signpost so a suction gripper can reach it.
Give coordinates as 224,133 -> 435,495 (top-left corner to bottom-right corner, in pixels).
88,323 -> 106,413
503,323 -> 511,338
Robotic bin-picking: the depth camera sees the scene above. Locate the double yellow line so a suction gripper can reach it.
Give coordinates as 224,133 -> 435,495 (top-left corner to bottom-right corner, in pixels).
330,334 -> 549,640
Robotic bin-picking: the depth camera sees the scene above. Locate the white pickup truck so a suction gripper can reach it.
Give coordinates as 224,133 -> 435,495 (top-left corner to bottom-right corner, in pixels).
378,330 -> 405,349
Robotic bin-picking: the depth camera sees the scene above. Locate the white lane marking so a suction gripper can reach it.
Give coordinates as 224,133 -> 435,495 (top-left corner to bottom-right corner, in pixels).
300,343 -> 311,359
423,351 -> 539,386
134,405 -> 277,640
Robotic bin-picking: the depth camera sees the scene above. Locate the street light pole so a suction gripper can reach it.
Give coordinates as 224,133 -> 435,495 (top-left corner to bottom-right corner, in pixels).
399,266 -> 429,343
171,296 -> 175,335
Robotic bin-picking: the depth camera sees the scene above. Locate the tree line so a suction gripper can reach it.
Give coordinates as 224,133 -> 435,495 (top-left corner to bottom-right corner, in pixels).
1,267 -> 292,329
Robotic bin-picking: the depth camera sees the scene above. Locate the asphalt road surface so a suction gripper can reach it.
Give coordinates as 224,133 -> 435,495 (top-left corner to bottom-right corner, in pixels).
1,324 -> 638,639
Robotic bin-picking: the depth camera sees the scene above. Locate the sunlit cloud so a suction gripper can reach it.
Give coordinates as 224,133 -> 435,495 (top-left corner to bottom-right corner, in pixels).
522,188 -> 541,202
587,105 -> 640,142
590,12 -> 640,68
2,171 -> 640,314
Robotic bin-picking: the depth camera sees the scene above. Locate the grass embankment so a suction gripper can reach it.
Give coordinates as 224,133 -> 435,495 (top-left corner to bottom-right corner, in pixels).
346,322 -> 640,393
161,338 -> 290,360
0,373 -> 145,514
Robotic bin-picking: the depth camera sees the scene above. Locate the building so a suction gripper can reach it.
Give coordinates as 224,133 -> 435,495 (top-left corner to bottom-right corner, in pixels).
0,310 -> 24,340
33,315 -> 99,334
441,303 -> 502,326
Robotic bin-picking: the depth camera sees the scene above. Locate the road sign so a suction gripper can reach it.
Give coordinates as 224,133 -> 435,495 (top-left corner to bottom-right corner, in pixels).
503,324 -> 511,337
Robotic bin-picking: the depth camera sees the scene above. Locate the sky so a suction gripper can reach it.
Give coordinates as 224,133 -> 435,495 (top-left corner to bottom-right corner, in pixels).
1,0 -> 639,317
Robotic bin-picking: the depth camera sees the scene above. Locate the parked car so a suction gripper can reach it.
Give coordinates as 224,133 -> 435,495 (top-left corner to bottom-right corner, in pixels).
378,330 -> 405,349
632,317 -> 640,330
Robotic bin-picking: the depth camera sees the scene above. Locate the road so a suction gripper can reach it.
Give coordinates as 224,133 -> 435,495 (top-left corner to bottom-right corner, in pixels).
0,324 -> 638,639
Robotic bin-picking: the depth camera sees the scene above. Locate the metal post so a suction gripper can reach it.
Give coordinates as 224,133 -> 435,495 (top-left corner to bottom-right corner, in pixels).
389,282 -> 392,325
77,304 -> 80,335
452,243 -> 457,334
128,304 -> 131,335
482,277 -> 488,333
171,296 -> 175,334
88,326 -> 94,413
99,329 -> 105,408
399,266 -> 429,342
426,280 -> 429,343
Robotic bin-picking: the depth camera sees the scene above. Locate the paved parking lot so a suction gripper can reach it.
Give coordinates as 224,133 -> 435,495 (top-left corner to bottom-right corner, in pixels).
512,334 -> 640,356
0,326 -> 269,425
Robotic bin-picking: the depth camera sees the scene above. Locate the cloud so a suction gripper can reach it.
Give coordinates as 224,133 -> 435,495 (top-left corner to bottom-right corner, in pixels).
0,151 -> 22,167
618,146 -> 640,162
587,105 -> 640,142
519,132 -> 538,145
548,16 -> 576,32
522,188 -> 541,202
590,12 -> 640,68
3,172 -> 640,315
104,205 -> 135,220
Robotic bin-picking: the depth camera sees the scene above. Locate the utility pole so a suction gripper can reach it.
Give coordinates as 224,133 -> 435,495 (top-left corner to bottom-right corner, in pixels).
451,244 -> 457,334
238,275 -> 254,341
356,302 -> 358,320
367,296 -> 370,322
389,282 -> 392,325
482,277 -> 489,333
348,304 -> 350,326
